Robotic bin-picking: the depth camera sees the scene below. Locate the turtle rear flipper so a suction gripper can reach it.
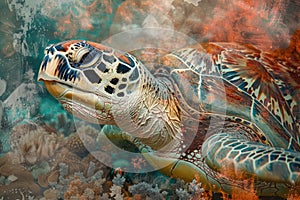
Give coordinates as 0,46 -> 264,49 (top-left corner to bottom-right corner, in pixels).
202,133 -> 300,184
134,134 -> 299,197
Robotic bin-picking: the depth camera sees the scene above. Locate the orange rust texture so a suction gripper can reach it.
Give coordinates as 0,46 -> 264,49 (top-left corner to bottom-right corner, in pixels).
200,1 -> 290,50
113,0 -> 299,52
273,30 -> 300,67
218,164 -> 259,200
43,0 -> 114,39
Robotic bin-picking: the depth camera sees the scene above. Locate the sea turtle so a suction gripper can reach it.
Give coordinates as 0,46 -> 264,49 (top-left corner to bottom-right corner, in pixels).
37,40 -> 300,197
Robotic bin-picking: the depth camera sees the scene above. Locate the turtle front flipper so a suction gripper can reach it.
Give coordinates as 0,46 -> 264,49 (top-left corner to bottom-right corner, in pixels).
202,133 -> 300,185
134,139 -> 297,197
100,125 -> 241,194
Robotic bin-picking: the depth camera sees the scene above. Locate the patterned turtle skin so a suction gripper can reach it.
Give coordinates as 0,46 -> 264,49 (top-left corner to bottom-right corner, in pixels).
38,40 -> 300,197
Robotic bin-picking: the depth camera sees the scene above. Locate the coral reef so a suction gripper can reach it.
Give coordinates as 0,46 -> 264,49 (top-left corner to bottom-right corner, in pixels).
65,131 -> 90,157
3,121 -> 207,199
45,161 -> 107,199
43,112 -> 76,136
65,124 -> 100,157
39,159 -> 207,200
0,154 -> 41,199
9,121 -> 296,199
10,123 -> 63,165
273,30 -> 300,66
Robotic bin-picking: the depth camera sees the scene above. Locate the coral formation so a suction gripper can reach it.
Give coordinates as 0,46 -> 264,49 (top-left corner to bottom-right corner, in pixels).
0,154 -> 41,199
65,124 -> 100,156
65,133 -> 90,157
48,161 -> 107,199
45,112 -> 76,136
10,123 -> 63,165
49,160 -> 207,200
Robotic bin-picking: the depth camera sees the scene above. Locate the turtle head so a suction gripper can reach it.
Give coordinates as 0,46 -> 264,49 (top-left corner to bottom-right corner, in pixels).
38,40 -> 140,124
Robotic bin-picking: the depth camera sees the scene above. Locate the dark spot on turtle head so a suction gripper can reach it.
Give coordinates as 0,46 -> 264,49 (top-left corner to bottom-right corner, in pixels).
105,85 -> 115,94
122,78 -> 127,82
118,84 -> 126,90
117,63 -> 131,74
103,54 -> 116,64
83,69 -> 102,84
46,46 -> 55,55
54,54 -> 79,82
97,62 -> 109,73
55,44 -> 66,52
110,78 -> 119,85
117,92 -> 125,97
41,55 -> 50,70
129,67 -> 139,81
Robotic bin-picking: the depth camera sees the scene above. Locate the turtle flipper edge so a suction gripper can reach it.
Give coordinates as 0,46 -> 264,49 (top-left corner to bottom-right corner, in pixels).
202,133 -> 300,185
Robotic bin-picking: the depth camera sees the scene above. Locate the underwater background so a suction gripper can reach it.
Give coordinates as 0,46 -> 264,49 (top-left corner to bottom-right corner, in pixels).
0,0 -> 299,199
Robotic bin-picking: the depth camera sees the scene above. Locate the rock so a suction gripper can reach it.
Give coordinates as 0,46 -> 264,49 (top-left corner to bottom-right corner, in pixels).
0,78 -> 6,97
7,174 -> 18,182
43,188 -> 58,200
3,83 -> 40,127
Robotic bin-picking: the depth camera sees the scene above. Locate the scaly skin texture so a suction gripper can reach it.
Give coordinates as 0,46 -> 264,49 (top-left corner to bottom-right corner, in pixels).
38,40 -> 300,197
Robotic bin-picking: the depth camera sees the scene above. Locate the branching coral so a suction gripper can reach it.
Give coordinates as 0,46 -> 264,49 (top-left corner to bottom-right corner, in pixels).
47,161 -> 106,199
129,182 -> 168,200
35,145 -> 109,190
46,113 -> 76,136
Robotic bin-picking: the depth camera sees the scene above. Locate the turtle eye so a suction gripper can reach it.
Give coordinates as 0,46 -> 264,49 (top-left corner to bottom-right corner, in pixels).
70,46 -> 90,63
67,45 -> 101,69
77,50 -> 101,69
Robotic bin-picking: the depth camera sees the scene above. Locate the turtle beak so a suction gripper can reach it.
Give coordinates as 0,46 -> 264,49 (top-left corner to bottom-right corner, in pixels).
37,52 -> 52,82
37,41 -> 77,82
37,50 -> 70,98
38,43 -> 63,82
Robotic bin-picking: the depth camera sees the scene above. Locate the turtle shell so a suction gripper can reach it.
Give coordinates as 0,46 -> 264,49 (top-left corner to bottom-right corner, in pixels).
160,42 -> 300,150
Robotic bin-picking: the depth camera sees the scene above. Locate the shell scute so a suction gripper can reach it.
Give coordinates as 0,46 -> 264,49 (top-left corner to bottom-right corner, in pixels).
212,44 -> 299,141
169,42 -> 300,147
